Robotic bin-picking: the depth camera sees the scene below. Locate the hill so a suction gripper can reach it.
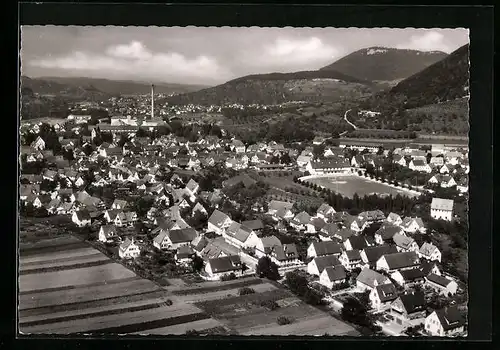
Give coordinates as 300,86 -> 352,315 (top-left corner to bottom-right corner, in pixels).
36,76 -> 208,95
164,70 -> 373,106
320,47 -> 448,82
21,76 -> 112,101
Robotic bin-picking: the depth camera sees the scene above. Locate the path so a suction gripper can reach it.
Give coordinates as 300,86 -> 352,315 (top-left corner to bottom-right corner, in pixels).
343,109 -> 358,130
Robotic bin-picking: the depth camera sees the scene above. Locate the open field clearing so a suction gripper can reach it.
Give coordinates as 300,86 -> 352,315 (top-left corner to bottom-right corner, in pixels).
20,247 -> 103,264
307,175 -> 419,198
132,318 -> 225,335
20,252 -> 108,269
19,262 -> 137,291
21,303 -> 205,334
19,278 -> 159,310
174,282 -> 278,303
20,255 -> 112,274
172,277 -> 264,295
242,315 -> 358,336
20,240 -> 90,256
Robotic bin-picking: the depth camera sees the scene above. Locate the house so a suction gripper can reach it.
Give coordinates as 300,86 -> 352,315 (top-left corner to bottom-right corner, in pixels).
392,233 -> 419,253
425,307 -> 466,337
175,245 -> 195,264
393,155 -> 407,166
319,223 -> 341,241
307,241 -> 343,259
430,198 -> 454,221
376,251 -> 420,272
199,237 -> 240,260
207,210 -> 233,234
339,249 -> 363,271
351,155 -> 365,167
153,228 -> 198,250
315,203 -> 336,220
269,244 -> 301,267
111,199 -> 128,210
350,218 -> 369,232
408,159 -> 432,173
204,255 -> 242,280
439,164 -> 452,174
356,268 -> 392,291
98,225 -> 118,242
401,217 -> 426,234
296,155 -> 312,168
241,219 -> 264,232
389,291 -> 427,327
307,255 -> 341,276
192,202 -> 208,217
185,178 -> 200,198
425,274 -> 459,296
344,235 -> 370,251
358,210 -> 386,223
374,224 -> 405,245
223,222 -> 260,249
114,211 -> 138,227
255,235 -> 282,258
428,175 -> 457,188
319,265 -> 347,289
230,139 -> 246,153
444,152 -> 463,165
386,212 -> 403,226
419,260 -> 442,277
72,210 -> 91,227
267,200 -> 294,221
118,238 -> 141,259
306,159 -> 351,175
312,136 -> 325,145
290,211 -> 315,232
391,268 -> 426,287
429,157 -> 444,167
30,136 -> 46,151
360,245 -> 398,269
369,283 -> 399,311
457,177 -> 469,194
418,242 -> 442,262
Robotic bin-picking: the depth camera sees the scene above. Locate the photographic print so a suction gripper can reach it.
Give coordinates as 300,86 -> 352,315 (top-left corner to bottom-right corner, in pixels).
19,26 -> 469,337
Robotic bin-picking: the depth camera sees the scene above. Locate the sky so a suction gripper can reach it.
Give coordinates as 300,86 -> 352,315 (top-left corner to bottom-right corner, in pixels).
21,26 -> 469,86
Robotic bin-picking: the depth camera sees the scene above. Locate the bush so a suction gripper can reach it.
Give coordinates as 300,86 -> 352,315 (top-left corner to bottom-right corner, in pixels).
165,299 -> 173,306
185,329 -> 199,335
238,287 -> 256,295
277,316 -> 293,325
261,299 -> 280,310
221,272 -> 237,281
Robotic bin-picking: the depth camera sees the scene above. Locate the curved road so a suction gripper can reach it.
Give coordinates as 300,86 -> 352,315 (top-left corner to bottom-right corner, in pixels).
343,109 -> 358,130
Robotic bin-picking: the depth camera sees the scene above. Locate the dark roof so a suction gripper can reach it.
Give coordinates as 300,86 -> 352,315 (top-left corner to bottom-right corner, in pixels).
346,235 -> 369,250
398,291 -> 426,314
313,255 -> 341,273
208,255 -> 241,273
376,224 -> 403,240
176,245 -> 194,259
168,228 -> 198,244
75,209 -> 91,221
435,307 -> 466,331
241,219 -> 264,231
323,265 -> 347,282
398,267 -> 425,281
375,284 -> 399,303
312,241 -> 343,256
426,273 -> 455,287
382,251 -> 420,270
362,245 -> 398,264
271,244 -> 299,261
357,268 -> 389,289
345,249 -> 362,261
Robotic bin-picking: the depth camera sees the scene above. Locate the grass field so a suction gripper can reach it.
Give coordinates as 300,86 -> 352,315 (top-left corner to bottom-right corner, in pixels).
306,175 -> 419,198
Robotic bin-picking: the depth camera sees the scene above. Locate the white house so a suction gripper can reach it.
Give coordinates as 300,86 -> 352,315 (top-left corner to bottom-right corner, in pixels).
425,273 -> 459,296
339,249 -> 363,271
315,203 -> 336,220
223,221 -> 260,249
390,268 -> 426,288
72,210 -> 91,227
184,178 -> 200,198
425,307 -> 466,337
204,255 -> 242,280
319,265 -> 347,289
207,210 -> 233,235
418,242 -> 442,262
401,217 -> 426,234
98,225 -> 118,242
408,159 -> 432,173
356,268 -> 392,291
153,228 -> 198,250
119,238 -> 141,259
376,251 -> 420,272
386,212 -> 403,226
307,241 -> 343,259
369,283 -> 398,311
392,233 -> 419,253
307,255 -> 341,276
430,198 -> 454,221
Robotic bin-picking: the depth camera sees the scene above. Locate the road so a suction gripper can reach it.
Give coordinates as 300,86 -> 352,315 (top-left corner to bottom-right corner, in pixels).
343,109 -> 358,130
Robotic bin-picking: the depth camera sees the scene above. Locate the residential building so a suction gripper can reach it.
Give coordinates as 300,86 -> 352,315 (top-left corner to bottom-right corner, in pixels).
356,268 -> 392,291
119,238 -> 141,259
319,265 -> 347,289
388,291 -> 427,327
307,241 -> 343,259
418,242 -> 442,262
425,274 -> 459,296
430,198 -> 454,221
376,251 -> 420,272
307,255 -> 342,276
204,255 -> 242,280
369,283 -> 399,311
207,210 -> 233,234
425,307 -> 466,337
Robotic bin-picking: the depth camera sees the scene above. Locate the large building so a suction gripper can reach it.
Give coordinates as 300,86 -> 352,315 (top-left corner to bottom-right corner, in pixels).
430,198 -> 454,221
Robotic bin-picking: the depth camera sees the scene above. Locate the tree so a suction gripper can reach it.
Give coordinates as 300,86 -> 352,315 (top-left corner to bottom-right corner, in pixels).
255,256 -> 280,281
190,255 -> 205,272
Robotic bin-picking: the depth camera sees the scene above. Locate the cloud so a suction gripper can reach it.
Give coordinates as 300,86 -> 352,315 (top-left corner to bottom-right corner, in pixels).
29,41 -> 230,84
238,36 -> 342,73
397,31 -> 452,52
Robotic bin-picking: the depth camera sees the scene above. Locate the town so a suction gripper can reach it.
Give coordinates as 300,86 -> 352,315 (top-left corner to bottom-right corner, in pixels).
19,87 -> 468,337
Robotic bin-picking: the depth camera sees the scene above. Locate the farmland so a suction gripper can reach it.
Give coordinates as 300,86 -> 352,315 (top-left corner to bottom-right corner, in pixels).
306,175 -> 419,198
18,234 -> 222,335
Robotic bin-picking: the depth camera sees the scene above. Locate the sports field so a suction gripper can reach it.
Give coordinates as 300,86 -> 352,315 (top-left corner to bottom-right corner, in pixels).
306,175 -> 419,198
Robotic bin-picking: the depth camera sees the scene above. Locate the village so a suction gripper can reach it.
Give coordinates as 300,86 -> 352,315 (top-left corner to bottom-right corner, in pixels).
19,102 -> 469,337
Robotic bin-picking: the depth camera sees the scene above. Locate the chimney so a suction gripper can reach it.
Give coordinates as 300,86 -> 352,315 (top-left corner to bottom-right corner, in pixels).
151,84 -> 155,120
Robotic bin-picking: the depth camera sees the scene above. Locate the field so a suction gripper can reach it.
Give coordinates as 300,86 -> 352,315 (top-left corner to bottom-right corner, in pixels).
18,234 -> 223,335
306,175 -> 419,198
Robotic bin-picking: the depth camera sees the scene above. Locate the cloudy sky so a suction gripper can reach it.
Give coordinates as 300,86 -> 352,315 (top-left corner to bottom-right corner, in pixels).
21,26 -> 469,86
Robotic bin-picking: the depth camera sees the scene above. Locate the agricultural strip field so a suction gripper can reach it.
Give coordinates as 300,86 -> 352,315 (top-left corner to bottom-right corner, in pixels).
172,277 -> 264,295
18,235 -> 222,335
130,319 -> 226,335
306,175 -> 419,198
